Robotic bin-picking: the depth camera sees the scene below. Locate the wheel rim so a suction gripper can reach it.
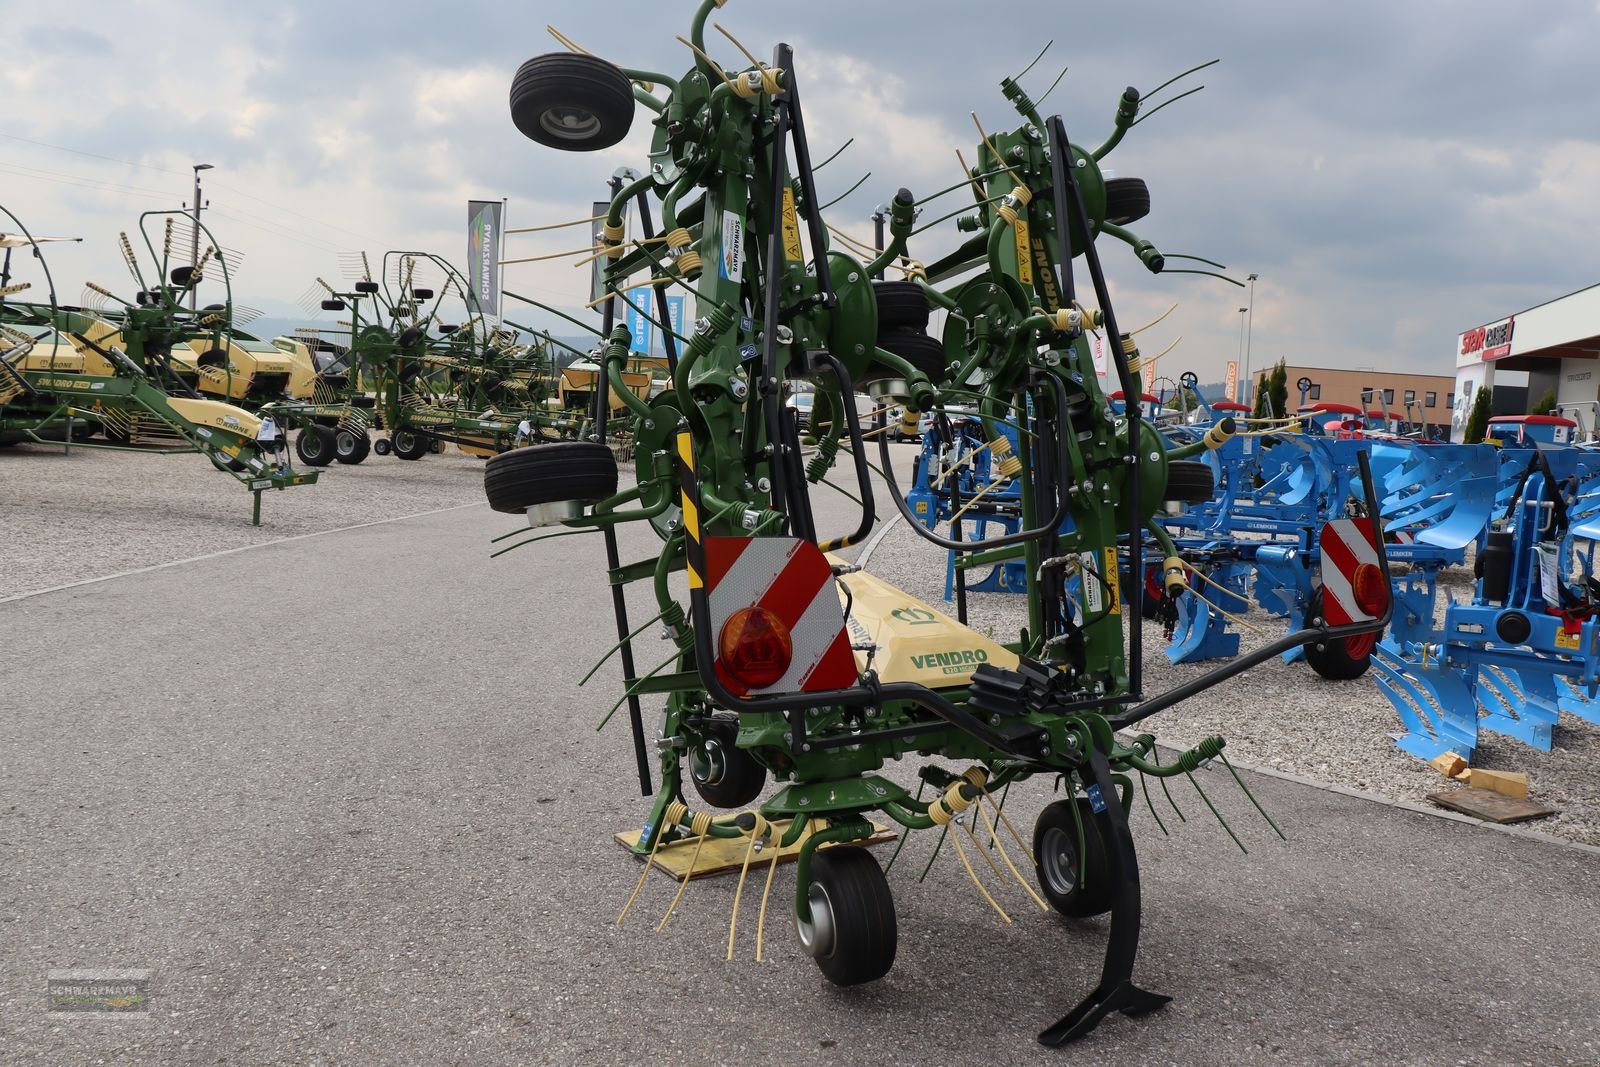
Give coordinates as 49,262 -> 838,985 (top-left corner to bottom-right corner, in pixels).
336,431 -> 356,456
540,105 -> 601,141
1344,631 -> 1378,659
690,738 -> 726,787
1039,826 -> 1080,896
395,432 -> 416,451
794,881 -> 836,959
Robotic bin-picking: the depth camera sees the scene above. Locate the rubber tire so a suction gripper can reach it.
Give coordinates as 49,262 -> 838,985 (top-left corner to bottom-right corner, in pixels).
373,438 -> 392,456
1104,176 -> 1151,226
1303,588 -> 1374,680
1033,798 -> 1114,918
866,332 -> 946,383
391,429 -> 430,461
872,281 -> 930,332
803,847 -> 897,986
687,729 -> 766,810
295,424 -> 337,467
334,428 -> 371,465
510,53 -> 635,152
484,441 -> 618,514
1163,459 -> 1215,504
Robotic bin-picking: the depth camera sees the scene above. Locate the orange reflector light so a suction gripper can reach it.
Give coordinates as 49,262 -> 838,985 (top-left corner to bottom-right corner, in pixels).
718,606 -> 793,689
1352,562 -> 1388,618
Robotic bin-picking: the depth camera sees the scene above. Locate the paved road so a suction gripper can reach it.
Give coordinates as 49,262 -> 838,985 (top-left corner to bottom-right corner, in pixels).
3,475 -> 1598,1065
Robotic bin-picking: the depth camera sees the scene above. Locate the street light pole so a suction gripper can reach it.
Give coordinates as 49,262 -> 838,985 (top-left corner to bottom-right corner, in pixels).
189,163 -> 213,310
1243,271 -> 1258,407
1237,306 -> 1248,406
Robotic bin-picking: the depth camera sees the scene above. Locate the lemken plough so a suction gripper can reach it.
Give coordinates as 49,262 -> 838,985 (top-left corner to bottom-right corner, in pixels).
485,1 -> 1390,1045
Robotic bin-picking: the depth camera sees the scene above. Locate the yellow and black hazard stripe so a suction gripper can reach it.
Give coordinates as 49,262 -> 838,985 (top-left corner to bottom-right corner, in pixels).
676,430 -> 707,591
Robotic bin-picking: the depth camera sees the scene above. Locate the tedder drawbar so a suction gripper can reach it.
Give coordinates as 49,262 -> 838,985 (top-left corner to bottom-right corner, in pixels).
483,3 -> 1389,1046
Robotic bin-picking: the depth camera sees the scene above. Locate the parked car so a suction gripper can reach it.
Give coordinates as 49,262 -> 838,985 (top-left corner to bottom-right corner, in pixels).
784,391 -> 815,431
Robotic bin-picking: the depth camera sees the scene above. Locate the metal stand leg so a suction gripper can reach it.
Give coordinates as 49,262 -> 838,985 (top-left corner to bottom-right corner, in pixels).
1038,748 -> 1171,1046
252,490 -> 263,527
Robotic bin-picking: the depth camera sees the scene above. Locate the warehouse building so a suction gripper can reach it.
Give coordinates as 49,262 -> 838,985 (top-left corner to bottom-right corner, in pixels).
1263,365 -> 1457,434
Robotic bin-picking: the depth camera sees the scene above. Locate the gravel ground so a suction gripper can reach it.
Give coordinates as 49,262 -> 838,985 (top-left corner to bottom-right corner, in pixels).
866,518 -> 1600,848
0,436 -> 495,599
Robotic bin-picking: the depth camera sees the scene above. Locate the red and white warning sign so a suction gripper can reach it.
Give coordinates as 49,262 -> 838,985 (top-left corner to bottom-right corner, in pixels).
1318,518 -> 1388,625
704,536 -> 857,697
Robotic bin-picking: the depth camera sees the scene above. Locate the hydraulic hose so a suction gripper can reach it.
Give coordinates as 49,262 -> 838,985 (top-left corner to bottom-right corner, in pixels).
877,372 -> 1074,553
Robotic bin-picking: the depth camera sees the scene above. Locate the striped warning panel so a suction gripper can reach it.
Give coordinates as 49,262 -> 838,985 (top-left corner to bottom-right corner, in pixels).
673,429 -> 855,697
705,535 -> 857,696
1319,517 -> 1380,625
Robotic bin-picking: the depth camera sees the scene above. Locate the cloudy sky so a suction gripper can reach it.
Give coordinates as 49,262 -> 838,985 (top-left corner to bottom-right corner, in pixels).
5,0 -> 1598,390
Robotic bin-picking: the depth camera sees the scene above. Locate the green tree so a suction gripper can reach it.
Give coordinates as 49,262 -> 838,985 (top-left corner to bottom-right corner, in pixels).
1267,359 -> 1289,421
1464,386 -> 1493,443
1251,373 -> 1269,419
1531,385 -> 1557,416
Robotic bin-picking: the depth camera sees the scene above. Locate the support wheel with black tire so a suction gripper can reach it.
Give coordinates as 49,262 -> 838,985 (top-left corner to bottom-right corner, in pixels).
391,430 -> 430,461
864,332 -> 947,387
1033,798 -> 1114,918
295,425 -> 337,467
334,428 -> 371,465
373,438 -> 392,457
1303,588 -> 1375,680
1104,176 -> 1151,226
1163,459 -> 1215,504
484,440 -> 618,514
796,846 -> 897,986
688,729 -> 765,810
509,53 -> 635,151
872,281 -> 930,332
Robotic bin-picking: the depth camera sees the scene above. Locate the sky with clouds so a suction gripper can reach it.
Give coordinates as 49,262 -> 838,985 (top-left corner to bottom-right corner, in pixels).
4,0 -> 1599,390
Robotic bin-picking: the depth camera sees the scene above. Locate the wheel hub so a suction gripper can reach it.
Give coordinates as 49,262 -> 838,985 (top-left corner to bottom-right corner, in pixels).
1040,826 -> 1080,896
690,737 -> 727,787
794,881 -> 836,959
541,106 -> 601,140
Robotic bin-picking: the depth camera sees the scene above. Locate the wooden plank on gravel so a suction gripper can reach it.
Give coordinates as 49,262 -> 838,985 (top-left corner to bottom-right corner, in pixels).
1427,787 -> 1556,824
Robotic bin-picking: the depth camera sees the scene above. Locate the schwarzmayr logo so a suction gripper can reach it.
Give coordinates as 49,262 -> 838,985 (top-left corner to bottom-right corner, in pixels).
47,970 -> 151,1018
910,648 -> 989,675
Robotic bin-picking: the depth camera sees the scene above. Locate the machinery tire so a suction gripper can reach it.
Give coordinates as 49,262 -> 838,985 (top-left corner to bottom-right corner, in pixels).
510,53 -> 635,152
798,846 -> 897,986
391,429 -> 431,461
1104,177 -> 1151,226
295,424 -> 337,467
1163,459 -> 1214,504
209,451 -> 247,473
334,428 -> 371,464
866,332 -> 946,383
688,728 -> 766,809
872,281 -> 930,332
1303,588 -> 1375,680
484,440 -> 618,514
1033,798 -> 1114,918
373,437 -> 392,456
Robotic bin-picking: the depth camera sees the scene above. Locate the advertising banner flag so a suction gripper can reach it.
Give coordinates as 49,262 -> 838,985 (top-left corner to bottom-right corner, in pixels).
623,289 -> 652,354
467,200 -> 503,319
1225,360 -> 1238,401
665,295 -> 685,351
